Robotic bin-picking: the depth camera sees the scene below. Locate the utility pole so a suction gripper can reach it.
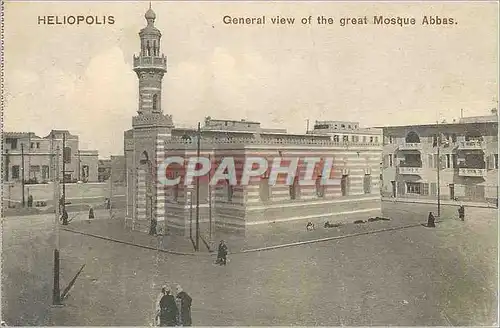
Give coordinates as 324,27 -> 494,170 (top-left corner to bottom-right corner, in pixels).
436,120 -> 441,217
53,146 -> 61,305
208,153 -> 212,242
21,143 -> 25,207
109,173 -> 113,219
188,191 -> 193,241
195,122 -> 201,251
62,133 -> 66,213
76,150 -> 81,182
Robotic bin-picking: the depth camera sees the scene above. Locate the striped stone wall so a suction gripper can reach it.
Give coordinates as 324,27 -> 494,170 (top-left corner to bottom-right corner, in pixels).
158,139 -> 382,236
135,167 -> 148,233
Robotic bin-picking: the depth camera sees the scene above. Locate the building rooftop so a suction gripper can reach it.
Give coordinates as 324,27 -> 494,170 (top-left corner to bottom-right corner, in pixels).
376,109 -> 498,129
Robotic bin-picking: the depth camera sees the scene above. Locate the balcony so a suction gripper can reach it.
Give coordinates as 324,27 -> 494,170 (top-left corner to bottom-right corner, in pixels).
398,166 -> 423,175
398,143 -> 422,151
457,140 -> 483,151
133,55 -> 167,70
458,168 -> 486,177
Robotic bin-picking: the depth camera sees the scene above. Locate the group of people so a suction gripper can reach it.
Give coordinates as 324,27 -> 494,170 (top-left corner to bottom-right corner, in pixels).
427,204 -> 466,228
156,284 -> 192,327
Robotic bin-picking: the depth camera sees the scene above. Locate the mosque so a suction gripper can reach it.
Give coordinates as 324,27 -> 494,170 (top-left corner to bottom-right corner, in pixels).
124,7 -> 383,238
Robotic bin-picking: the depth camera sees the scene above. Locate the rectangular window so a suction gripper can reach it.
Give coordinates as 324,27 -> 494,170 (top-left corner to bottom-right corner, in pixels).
351,135 -> 356,142
495,154 -> 499,169
12,165 -> 20,179
422,183 -> 429,196
389,154 -> 393,167
63,147 -> 72,164
6,138 -> 18,149
363,136 -> 367,142
369,136 -> 374,143
36,142 -> 40,149
374,136 -> 378,143
430,183 -> 437,196
452,154 -> 457,168
363,174 -> 372,194
30,142 -> 34,149
42,165 -> 49,179
343,135 -> 349,142
406,182 -> 421,194
333,135 -> 339,142
446,154 -> 451,168
428,154 -> 433,168
30,165 -> 40,173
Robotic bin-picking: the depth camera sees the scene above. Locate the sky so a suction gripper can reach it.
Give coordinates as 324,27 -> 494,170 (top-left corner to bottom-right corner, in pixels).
3,1 -> 498,158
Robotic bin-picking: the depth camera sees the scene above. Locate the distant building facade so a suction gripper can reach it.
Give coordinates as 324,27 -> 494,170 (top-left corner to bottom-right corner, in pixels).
381,109 -> 498,206
2,130 -> 99,183
124,7 -> 383,236
98,159 -> 111,182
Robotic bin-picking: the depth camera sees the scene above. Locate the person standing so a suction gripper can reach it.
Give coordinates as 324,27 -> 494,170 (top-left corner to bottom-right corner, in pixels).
175,284 -> 192,326
427,211 -> 436,228
88,205 -> 95,223
216,240 -> 229,266
60,207 -> 69,225
27,194 -> 33,208
157,286 -> 178,327
458,205 -> 465,221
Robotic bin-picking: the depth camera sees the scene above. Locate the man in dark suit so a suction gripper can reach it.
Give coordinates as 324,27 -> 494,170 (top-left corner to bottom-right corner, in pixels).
176,284 -> 192,326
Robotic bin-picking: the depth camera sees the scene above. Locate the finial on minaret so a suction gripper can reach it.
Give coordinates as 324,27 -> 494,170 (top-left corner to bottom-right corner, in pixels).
145,2 -> 156,24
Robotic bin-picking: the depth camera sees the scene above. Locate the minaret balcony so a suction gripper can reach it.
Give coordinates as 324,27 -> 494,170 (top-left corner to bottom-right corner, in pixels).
133,55 -> 167,70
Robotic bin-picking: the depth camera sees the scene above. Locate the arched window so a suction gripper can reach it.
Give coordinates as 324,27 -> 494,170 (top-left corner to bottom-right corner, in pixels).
140,151 -> 149,165
363,174 -> 372,194
152,94 -> 158,111
227,180 -> 233,202
316,175 -> 325,198
146,40 -> 151,56
341,175 -> 349,196
259,174 -> 270,202
405,131 -> 420,143
289,176 -> 300,200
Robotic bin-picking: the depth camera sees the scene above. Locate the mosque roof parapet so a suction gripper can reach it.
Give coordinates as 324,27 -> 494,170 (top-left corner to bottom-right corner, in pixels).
163,135 -> 381,148
133,113 -> 174,128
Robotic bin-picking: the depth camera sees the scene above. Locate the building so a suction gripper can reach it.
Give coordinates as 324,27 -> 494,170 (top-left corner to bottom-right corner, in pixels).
98,159 -> 111,182
380,109 -> 498,206
2,130 -> 99,183
124,7 -> 383,236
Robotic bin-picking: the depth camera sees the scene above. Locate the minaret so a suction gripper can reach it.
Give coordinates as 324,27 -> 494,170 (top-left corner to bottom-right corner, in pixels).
133,4 -> 167,116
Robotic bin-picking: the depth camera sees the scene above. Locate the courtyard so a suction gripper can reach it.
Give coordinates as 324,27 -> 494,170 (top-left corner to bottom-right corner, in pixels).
1,202 -> 497,326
